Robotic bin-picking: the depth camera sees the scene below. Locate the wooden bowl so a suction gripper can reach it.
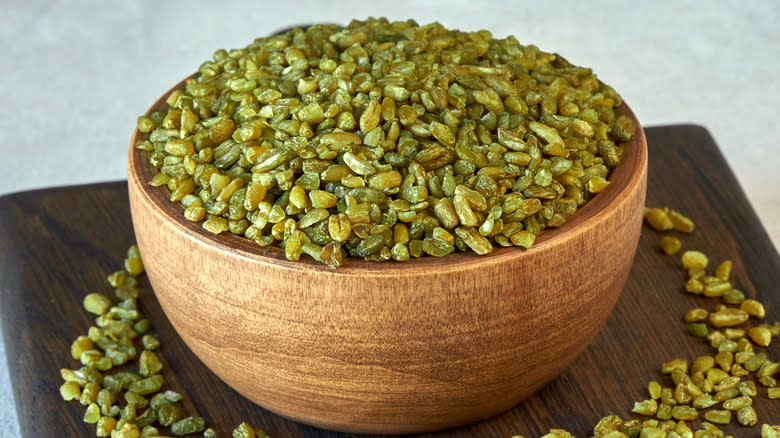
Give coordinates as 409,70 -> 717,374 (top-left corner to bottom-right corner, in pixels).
127,80 -> 647,434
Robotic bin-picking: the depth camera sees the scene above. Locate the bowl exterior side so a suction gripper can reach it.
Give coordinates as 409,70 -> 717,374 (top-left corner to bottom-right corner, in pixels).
127,133 -> 647,433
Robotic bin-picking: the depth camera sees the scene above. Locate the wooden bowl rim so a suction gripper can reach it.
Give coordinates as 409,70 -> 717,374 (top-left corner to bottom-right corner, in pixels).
128,78 -> 647,276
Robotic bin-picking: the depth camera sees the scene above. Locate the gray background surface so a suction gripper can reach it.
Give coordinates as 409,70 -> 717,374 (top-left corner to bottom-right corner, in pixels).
1,1 -> 778,436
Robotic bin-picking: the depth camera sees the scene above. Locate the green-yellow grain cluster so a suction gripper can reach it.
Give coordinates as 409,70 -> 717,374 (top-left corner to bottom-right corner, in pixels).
136,18 -> 635,267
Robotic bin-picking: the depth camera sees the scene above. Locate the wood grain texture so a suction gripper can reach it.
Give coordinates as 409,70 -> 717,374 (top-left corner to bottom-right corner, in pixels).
1,125 -> 778,437
126,84 -> 646,432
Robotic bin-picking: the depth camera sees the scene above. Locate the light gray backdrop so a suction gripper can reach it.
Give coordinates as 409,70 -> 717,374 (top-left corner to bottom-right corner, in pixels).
1,1 -> 778,436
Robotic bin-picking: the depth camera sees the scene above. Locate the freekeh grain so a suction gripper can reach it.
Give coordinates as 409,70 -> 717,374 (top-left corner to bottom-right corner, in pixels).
138,18 -> 635,267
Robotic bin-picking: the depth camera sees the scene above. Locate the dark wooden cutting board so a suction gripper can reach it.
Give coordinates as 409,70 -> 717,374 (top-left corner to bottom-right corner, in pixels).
1,125 -> 778,437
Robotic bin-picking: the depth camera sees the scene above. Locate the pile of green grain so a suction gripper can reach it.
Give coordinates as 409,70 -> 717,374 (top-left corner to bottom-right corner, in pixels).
135,17 -> 635,268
